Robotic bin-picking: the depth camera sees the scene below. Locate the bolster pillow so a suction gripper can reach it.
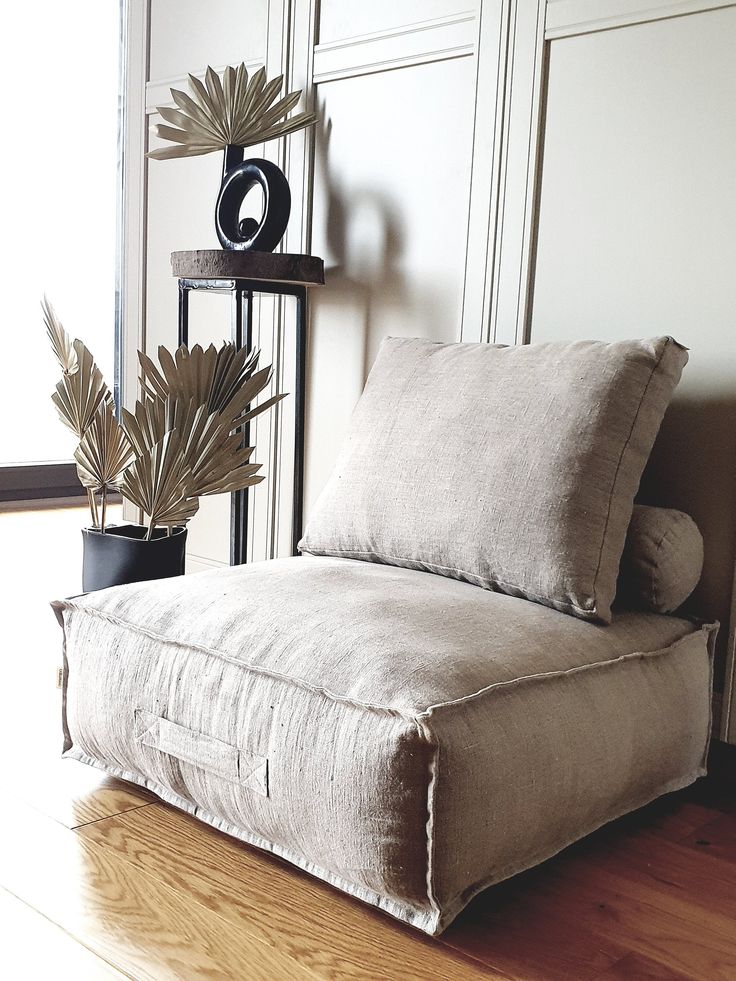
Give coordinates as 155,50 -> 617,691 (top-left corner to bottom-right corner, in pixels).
619,505 -> 704,614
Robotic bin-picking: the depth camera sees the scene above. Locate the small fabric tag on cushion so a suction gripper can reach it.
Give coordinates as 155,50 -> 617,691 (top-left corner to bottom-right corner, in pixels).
135,709 -> 268,796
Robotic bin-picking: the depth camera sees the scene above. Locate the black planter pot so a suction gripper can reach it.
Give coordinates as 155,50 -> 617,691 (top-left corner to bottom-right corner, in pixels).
82,525 -> 187,592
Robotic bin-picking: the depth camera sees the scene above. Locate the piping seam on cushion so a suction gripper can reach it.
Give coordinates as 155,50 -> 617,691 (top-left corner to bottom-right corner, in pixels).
62,747 -> 440,932
433,762 -> 709,935
56,601 -> 716,721
415,717 -> 441,923
57,600 -> 420,722
415,621 -> 718,719
297,548 -> 597,618
590,338 -> 672,618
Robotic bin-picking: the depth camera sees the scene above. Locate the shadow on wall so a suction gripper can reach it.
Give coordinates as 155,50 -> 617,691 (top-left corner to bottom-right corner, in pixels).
640,390 -> 736,688
304,113 -> 459,514
314,117 -> 446,384
316,116 -> 403,383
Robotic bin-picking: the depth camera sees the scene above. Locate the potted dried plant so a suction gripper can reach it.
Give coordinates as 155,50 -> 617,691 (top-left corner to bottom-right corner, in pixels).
147,63 -> 316,252
44,298 -> 283,591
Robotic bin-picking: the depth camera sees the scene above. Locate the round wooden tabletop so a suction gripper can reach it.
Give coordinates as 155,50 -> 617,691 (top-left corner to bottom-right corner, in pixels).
171,250 -> 325,287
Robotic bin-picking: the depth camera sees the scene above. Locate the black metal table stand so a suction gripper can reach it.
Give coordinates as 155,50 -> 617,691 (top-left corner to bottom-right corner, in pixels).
173,250 -> 323,566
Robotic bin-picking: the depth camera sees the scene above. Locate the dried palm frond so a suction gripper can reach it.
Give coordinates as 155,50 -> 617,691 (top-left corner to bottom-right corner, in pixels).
74,402 -> 134,491
124,396 -> 212,481
45,301 -> 285,536
187,426 -> 263,496
138,343 -> 246,407
120,430 -> 200,537
120,397 -> 167,459
220,376 -> 284,430
209,342 -> 260,409
52,339 -> 112,438
147,63 -> 316,160
199,457 -> 263,495
75,402 -> 135,531
42,296 -> 78,374
45,296 -> 117,530
138,343 -> 285,429
123,394 -> 265,500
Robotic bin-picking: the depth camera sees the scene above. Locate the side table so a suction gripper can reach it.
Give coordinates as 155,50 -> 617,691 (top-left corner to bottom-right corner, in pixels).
171,250 -> 324,564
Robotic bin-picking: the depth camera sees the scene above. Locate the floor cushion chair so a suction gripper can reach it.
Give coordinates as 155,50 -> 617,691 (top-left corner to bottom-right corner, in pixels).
55,556 -> 715,935
55,334 -> 716,934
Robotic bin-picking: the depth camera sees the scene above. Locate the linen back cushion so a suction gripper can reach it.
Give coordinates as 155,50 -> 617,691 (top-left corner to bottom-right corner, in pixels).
299,336 -> 688,622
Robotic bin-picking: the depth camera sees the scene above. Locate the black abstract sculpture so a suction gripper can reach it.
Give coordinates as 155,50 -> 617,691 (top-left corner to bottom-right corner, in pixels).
216,145 -> 291,253
147,63 -> 316,253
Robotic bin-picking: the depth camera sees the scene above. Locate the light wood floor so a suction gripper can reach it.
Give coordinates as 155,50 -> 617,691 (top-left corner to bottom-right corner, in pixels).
1,504 -> 735,980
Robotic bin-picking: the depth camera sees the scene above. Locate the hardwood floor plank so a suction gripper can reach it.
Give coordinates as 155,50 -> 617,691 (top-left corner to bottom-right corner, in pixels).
0,796 -> 318,980
6,755 -> 156,829
0,886 -> 127,980
571,828 -> 736,921
560,848 -> 736,942
640,800 -> 720,841
444,790 -> 736,981
685,743 -> 736,815
77,800 -> 509,980
444,875 -> 625,981
526,855 -> 736,980
593,796 -> 721,844
1,693 -> 156,829
682,812 -> 736,867
592,951 -> 695,980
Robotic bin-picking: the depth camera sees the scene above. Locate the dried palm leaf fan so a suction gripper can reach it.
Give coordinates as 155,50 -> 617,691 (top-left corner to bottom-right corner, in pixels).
147,64 -> 317,251
44,298 -> 284,586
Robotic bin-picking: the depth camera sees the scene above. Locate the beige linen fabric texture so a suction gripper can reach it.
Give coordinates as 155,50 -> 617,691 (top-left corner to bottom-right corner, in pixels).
55,556 -> 715,935
619,504 -> 704,613
300,336 -> 689,623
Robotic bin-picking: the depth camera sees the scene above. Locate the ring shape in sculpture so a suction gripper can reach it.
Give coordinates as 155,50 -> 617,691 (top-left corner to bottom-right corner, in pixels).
215,157 -> 291,252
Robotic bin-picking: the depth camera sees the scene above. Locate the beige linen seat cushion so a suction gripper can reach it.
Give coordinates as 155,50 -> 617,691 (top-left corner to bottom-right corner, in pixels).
300,336 -> 688,623
55,556 -> 715,935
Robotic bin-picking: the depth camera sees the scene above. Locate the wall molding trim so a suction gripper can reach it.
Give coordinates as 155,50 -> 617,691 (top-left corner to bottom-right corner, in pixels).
460,1 -> 510,342
486,0 -> 547,345
120,0 -> 150,524
145,60 -> 264,113
273,0 -> 320,559
312,11 -> 476,84
545,0 -> 736,39
186,552 -> 228,574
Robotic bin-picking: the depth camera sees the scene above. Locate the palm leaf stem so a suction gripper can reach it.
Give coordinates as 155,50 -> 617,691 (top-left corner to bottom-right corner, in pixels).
87,488 -> 99,529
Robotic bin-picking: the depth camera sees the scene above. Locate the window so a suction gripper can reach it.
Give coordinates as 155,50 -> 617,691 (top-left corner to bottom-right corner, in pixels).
0,1 -> 121,489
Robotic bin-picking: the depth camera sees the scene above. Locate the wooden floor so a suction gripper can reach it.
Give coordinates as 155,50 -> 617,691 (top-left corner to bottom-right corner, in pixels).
1,504 -> 735,980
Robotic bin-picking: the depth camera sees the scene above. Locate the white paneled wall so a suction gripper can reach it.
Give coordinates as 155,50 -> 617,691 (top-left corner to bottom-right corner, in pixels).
306,57 -> 476,512
121,0 -> 736,739
123,0 -> 485,568
531,8 -> 736,668
148,0 -> 266,79
526,3 -> 736,740
318,1 -> 467,44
